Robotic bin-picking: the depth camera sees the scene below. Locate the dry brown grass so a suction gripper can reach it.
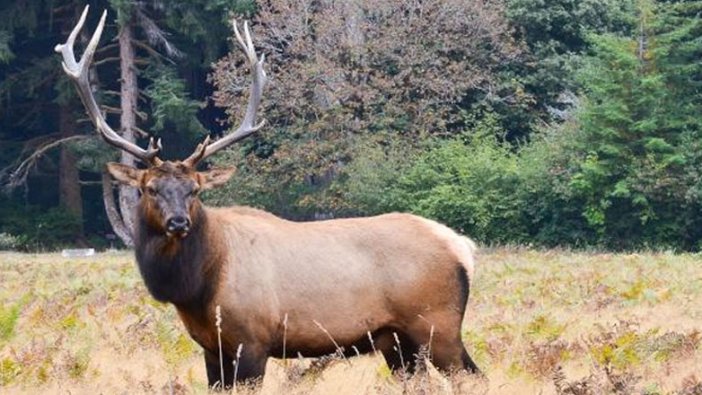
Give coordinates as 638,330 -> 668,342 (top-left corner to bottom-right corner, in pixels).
1,248 -> 701,394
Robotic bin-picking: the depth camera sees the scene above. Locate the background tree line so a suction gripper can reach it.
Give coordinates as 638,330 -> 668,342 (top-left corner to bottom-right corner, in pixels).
1,0 -> 701,251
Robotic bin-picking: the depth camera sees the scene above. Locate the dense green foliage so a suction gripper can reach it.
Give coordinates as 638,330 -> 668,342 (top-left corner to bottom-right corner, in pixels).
211,0 -> 702,251
1,0 -> 701,251
347,0 -> 701,250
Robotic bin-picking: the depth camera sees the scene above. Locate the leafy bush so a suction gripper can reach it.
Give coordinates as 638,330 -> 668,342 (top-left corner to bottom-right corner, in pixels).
514,121 -> 598,247
393,133 -> 528,244
336,134 -> 421,215
0,197 -> 82,251
339,115 -> 532,244
0,232 -> 24,251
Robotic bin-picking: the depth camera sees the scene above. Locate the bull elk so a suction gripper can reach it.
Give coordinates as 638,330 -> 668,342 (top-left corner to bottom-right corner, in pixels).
56,6 -> 480,387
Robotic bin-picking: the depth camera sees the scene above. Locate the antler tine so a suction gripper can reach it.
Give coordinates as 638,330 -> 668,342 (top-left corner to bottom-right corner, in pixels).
184,20 -> 267,167
55,6 -> 161,165
234,21 -> 267,132
182,135 -> 211,168
54,5 -> 88,76
146,137 -> 163,156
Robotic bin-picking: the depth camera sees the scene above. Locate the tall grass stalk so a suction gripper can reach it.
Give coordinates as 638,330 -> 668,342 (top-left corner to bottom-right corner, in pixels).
393,332 -> 406,372
417,314 -> 436,360
428,325 -> 435,358
282,313 -> 289,365
313,320 -> 349,364
352,345 -> 361,357
216,305 -> 224,389
367,331 -> 377,355
233,343 -> 243,389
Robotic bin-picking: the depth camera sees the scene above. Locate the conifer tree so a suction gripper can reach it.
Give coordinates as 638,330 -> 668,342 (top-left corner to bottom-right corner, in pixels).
570,0 -> 702,248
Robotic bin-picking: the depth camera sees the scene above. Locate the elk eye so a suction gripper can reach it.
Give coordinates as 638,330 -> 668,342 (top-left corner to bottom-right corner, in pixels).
146,187 -> 158,197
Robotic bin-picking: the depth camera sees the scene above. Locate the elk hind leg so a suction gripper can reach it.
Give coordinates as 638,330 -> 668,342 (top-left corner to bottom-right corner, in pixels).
403,313 -> 480,375
425,265 -> 479,374
376,330 -> 420,375
429,334 -> 480,374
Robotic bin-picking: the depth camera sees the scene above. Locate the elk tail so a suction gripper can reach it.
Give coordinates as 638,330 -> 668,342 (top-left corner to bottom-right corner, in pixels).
458,236 -> 477,286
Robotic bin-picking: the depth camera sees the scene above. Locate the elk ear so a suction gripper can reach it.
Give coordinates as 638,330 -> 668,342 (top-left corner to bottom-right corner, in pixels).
106,162 -> 143,187
198,167 -> 236,190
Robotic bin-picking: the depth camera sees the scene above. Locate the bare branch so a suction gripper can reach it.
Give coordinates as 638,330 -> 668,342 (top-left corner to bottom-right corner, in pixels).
132,39 -> 174,64
135,8 -> 183,59
101,105 -> 121,114
2,135 -> 90,190
133,126 -> 150,138
95,42 -> 119,54
93,56 -> 150,67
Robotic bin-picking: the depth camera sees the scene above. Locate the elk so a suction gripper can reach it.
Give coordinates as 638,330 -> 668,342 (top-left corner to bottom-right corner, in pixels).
56,6 -> 480,387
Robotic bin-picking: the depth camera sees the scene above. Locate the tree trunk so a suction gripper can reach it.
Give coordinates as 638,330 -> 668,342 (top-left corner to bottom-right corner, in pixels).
102,172 -> 134,246
58,106 -> 85,243
118,18 -> 139,243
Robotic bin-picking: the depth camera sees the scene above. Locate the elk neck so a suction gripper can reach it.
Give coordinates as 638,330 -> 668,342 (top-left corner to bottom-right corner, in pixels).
134,201 -> 223,308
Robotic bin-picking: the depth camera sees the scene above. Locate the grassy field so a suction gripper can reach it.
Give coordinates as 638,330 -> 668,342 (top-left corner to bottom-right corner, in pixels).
1,249 -> 701,394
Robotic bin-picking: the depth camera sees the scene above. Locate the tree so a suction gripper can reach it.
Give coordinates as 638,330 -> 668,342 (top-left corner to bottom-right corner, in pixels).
503,0 -> 637,132
209,0 -> 523,217
565,0 -> 702,248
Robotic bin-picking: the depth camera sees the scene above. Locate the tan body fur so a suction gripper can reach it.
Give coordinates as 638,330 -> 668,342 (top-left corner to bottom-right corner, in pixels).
169,205 -> 479,385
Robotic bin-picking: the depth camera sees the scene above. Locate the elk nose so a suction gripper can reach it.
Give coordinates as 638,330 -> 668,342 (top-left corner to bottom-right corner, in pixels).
167,216 -> 190,233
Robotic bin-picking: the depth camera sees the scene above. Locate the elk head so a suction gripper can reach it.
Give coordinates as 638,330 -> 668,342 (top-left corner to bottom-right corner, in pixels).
55,6 -> 266,238
106,161 -> 235,237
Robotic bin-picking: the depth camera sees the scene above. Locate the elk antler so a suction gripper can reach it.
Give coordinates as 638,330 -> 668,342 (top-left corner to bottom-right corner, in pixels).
55,6 -> 162,165
184,21 -> 267,167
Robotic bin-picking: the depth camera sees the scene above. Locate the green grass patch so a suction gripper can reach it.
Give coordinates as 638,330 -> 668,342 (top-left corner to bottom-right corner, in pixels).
0,357 -> 20,385
156,321 -> 198,368
525,314 -> 566,341
0,302 -> 21,343
66,349 -> 90,379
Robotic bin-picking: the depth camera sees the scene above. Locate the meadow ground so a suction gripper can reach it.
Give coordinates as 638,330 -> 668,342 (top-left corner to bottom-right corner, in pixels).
1,248 -> 701,394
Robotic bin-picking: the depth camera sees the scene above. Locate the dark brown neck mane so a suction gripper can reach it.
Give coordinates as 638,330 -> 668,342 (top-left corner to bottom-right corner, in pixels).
134,203 -> 222,307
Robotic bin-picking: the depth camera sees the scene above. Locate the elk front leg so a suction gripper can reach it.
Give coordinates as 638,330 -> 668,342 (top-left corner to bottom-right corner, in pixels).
204,349 -> 234,390
205,345 -> 268,389
232,344 -> 268,384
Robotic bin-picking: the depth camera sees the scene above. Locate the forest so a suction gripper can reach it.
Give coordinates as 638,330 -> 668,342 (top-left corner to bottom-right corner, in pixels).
1,0 -> 701,251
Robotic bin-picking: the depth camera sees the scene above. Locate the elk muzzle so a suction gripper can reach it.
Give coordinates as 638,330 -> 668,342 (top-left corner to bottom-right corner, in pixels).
167,215 -> 191,237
